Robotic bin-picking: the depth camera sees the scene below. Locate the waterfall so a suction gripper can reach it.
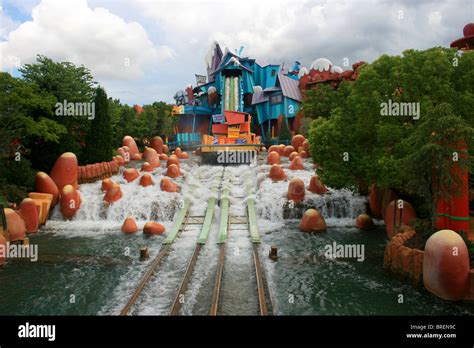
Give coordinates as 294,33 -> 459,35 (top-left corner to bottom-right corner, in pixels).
43,162 -> 223,237
255,162 -> 368,228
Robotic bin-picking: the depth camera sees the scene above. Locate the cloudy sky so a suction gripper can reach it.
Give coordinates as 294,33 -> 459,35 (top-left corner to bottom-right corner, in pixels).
1,0 -> 472,104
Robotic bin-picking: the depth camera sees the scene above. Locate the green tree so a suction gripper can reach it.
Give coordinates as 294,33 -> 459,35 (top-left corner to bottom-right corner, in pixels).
83,87 -> 113,163
308,47 -> 474,229
19,55 -> 97,168
278,116 -> 291,142
302,81 -> 351,119
0,72 -> 67,202
152,101 -> 173,138
108,97 -> 123,147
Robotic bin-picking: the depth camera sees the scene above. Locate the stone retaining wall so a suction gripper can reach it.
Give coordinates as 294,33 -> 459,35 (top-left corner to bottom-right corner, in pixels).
383,229 -> 424,283
78,160 -> 120,184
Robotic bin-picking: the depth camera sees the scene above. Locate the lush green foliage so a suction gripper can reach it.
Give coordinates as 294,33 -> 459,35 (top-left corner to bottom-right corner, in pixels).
0,55 -> 173,204
306,48 -> 474,225
278,117 -> 291,141
82,87 -> 113,164
17,55 -> 97,170
109,101 -> 174,150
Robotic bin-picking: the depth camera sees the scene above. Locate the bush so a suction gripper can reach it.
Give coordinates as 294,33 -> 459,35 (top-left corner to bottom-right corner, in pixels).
307,48 -> 474,229
0,157 -> 35,191
278,117 -> 291,141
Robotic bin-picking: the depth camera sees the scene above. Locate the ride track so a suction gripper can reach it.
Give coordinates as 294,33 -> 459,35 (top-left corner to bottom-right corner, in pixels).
120,168 -> 273,316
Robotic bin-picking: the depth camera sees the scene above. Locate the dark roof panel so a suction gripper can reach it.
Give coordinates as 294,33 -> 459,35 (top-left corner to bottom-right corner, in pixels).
251,91 -> 269,105
278,73 -> 302,102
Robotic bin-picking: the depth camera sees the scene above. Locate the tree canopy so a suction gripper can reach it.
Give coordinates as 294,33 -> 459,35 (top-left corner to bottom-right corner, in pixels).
0,55 -> 173,203
306,47 -> 474,227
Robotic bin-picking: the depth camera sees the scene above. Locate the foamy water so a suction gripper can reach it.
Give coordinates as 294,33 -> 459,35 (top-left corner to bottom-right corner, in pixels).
24,152 -> 463,316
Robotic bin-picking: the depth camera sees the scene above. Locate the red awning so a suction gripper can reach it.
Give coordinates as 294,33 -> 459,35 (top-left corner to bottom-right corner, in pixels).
212,124 -> 228,134
224,110 -> 246,125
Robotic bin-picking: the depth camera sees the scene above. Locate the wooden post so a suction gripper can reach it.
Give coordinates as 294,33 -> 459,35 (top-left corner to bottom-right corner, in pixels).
140,247 -> 149,261
269,246 -> 278,261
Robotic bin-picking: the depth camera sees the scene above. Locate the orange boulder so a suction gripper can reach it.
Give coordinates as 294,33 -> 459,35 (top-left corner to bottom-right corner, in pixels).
180,152 -> 189,159
4,208 -> 27,241
268,145 -> 280,154
101,178 -> 115,192
369,185 -> 383,219
287,178 -> 305,203
291,135 -> 305,151
278,144 -> 286,155
289,156 -> 304,170
141,162 -> 154,172
35,171 -> 59,206
50,152 -> 79,190
143,222 -> 166,235
123,168 -> 140,183
166,164 -> 182,178
143,147 -> 160,168
159,154 -> 169,161
289,152 -> 299,161
122,136 -> 139,156
356,214 -> 375,230
423,230 -> 470,301
60,185 -> 81,219
115,155 -> 125,166
0,234 -> 6,265
150,136 -> 163,154
175,148 -> 183,158
139,174 -> 154,187
267,151 -> 281,165
160,178 -> 179,192
268,165 -> 286,181
167,155 -> 180,168
121,217 -> 138,234
283,145 -> 296,157
18,198 -> 39,233
104,183 -> 123,203
299,150 -> 309,158
117,148 -> 130,163
131,153 -> 142,161
162,144 -> 169,154
381,189 -> 398,219
309,175 -> 328,194
299,209 -> 327,232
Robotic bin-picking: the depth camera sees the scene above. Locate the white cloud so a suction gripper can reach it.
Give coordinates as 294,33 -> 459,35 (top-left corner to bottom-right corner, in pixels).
0,12 -> 22,40
136,0 -> 469,69
0,0 -> 174,79
428,11 -> 442,26
0,0 -> 469,105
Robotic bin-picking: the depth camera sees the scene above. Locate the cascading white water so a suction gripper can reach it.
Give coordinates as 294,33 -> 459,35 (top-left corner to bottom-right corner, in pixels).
255,157 -> 368,231
44,160 -> 222,238
9,153 -> 469,316
44,152 -> 368,239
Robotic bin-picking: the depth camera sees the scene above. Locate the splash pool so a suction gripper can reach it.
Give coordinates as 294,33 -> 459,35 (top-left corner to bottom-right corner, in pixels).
1,154 -> 473,315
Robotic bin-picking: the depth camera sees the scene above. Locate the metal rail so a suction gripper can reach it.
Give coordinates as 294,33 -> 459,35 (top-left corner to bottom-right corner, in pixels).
169,176 -> 222,315
209,173 -> 273,316
120,194 -> 193,316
